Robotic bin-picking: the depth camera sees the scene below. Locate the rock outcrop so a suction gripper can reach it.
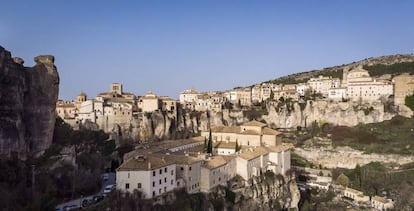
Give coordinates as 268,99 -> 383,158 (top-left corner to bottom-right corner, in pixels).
295,146 -> 414,169
0,46 -> 59,157
263,100 -> 395,128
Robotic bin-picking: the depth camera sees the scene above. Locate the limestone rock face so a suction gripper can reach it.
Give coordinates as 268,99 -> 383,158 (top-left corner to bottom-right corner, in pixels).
295,146 -> 414,169
263,100 -> 395,128
0,46 -> 59,157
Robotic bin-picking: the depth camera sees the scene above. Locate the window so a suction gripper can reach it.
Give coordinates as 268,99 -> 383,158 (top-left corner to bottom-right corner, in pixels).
164,178 -> 167,183
152,182 -> 155,187
159,179 -> 161,184
153,171 -> 156,176
189,166 -> 192,171
159,189 -> 161,194
165,167 -> 167,173
128,172 -> 130,178
153,191 -> 155,197
180,167 -> 184,171
125,183 -> 130,189
171,170 -> 174,175
164,187 -> 167,192
138,183 -> 142,188
171,180 -> 173,185
159,169 -> 162,174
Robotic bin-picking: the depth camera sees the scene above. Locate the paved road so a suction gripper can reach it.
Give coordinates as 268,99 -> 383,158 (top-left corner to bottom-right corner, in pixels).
55,172 -> 116,210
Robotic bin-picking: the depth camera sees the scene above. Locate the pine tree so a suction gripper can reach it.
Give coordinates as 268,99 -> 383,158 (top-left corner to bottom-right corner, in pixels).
207,129 -> 213,154
203,137 -> 207,153
235,139 -> 240,152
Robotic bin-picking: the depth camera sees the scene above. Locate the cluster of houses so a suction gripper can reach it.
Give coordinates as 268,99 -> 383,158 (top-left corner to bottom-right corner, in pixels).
56,66 -> 414,131
115,120 -> 293,199
180,66 -> 414,112
296,166 -> 394,211
56,83 -> 178,130
343,187 -> 394,211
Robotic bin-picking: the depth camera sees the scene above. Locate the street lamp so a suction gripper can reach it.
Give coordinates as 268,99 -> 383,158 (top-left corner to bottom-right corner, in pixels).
80,195 -> 83,208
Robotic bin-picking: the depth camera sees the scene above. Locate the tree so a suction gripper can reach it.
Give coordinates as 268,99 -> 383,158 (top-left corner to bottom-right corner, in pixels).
203,137 -> 207,153
405,91 -> 414,111
207,129 -> 213,154
269,90 -> 274,101
336,173 -> 350,187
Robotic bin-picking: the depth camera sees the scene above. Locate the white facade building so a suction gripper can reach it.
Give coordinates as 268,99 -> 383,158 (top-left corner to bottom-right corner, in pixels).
116,155 -> 177,199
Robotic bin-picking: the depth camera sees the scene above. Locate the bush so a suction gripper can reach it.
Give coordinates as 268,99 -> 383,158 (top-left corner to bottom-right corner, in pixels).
405,92 -> 414,111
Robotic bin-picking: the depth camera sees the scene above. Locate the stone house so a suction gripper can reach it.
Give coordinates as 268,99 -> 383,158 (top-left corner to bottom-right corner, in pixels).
343,187 -> 369,204
116,154 -> 177,199
371,196 -> 394,211
201,120 -> 282,147
393,73 -> 414,105
200,156 -> 236,192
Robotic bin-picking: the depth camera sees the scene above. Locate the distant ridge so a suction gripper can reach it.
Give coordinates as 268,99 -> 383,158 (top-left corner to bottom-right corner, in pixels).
263,54 -> 414,85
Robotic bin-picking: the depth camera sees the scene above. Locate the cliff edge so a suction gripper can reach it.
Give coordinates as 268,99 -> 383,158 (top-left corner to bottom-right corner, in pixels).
0,46 -> 59,157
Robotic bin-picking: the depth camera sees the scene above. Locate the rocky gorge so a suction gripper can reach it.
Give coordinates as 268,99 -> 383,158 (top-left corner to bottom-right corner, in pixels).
0,46 -> 59,158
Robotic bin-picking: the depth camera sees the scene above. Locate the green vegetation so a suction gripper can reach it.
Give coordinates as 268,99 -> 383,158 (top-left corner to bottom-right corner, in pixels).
235,140 -> 241,152
207,129 -> 213,154
267,76 -> 308,85
0,118 -> 118,210
333,162 -> 414,209
363,106 -> 374,115
331,115 -> 414,155
320,68 -> 343,79
291,152 -> 315,168
364,61 -> 414,77
405,91 -> 414,111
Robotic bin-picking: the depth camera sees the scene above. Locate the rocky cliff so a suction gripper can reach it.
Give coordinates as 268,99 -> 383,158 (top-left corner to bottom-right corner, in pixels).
104,108 -> 248,143
0,46 -> 59,157
107,99 -> 403,143
295,146 -> 414,169
263,100 -> 397,129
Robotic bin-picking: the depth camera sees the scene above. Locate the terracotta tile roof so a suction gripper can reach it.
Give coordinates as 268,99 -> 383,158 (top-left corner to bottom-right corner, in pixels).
240,129 -> 260,135
242,120 -> 267,127
214,141 -> 236,149
203,156 -> 233,169
262,127 -> 282,135
372,196 -> 390,204
118,154 -> 175,171
265,144 -> 294,152
237,147 -> 269,161
211,126 -> 240,133
163,154 -> 203,165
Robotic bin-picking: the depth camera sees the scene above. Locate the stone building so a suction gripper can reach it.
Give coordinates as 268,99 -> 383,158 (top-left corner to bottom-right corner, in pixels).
393,73 -> 414,105
308,75 -> 340,96
201,120 -> 282,147
139,91 -> 160,112
345,66 -> 393,102
116,154 -> 177,199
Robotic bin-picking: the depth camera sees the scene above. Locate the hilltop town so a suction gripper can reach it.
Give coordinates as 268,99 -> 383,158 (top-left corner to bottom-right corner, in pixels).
53,60 -> 414,210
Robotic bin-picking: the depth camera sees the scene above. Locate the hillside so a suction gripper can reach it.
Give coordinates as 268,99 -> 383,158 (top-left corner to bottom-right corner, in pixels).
265,54 -> 414,85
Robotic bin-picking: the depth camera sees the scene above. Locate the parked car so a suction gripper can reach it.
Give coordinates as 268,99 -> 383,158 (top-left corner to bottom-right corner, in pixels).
82,198 -> 93,207
62,204 -> 81,210
93,195 -> 104,203
103,184 -> 115,194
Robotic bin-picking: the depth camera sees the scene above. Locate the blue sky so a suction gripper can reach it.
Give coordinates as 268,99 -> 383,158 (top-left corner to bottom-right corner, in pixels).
1,1 -> 413,100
